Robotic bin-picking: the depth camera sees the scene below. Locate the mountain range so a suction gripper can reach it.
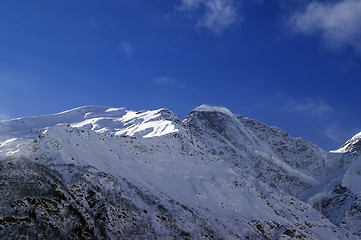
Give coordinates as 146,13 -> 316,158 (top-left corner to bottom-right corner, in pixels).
0,105 -> 360,239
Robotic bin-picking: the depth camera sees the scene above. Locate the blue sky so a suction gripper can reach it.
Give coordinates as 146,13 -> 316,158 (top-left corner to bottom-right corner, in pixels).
1,0 -> 361,150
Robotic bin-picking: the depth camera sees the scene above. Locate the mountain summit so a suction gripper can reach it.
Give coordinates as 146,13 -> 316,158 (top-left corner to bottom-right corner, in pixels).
0,105 -> 360,239
332,132 -> 361,155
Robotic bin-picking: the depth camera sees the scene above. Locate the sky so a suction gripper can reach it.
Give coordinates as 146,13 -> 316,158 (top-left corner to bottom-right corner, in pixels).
1,0 -> 361,150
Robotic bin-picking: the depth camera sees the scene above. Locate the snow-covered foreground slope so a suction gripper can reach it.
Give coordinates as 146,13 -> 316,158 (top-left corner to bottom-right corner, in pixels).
0,105 -> 359,239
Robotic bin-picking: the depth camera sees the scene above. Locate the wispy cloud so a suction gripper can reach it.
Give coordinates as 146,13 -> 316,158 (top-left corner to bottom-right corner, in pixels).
288,0 -> 361,52
118,41 -> 133,58
179,0 -> 203,10
324,124 -> 345,144
178,0 -> 240,34
153,77 -> 176,85
284,97 -> 334,121
323,123 -> 361,147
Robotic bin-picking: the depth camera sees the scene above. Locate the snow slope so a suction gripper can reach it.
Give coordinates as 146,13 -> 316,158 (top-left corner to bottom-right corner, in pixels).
331,132 -> 361,154
0,106 -> 180,141
0,105 -> 359,239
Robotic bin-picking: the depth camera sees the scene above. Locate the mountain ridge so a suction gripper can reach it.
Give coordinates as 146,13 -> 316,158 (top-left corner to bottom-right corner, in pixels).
0,105 -> 360,239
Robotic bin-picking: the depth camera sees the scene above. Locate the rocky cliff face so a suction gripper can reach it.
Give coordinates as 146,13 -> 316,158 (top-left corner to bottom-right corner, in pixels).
0,105 -> 359,239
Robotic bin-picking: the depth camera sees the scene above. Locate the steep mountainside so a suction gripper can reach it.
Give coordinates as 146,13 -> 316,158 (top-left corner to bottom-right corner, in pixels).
332,132 -> 361,155
183,106 -> 325,197
0,105 -> 359,239
303,131 -> 361,237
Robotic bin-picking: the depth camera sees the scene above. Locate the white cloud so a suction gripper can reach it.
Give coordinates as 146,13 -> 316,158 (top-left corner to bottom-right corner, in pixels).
289,0 -> 361,51
178,0 -> 240,34
118,41 -> 133,58
179,0 -> 203,10
154,77 -> 176,85
284,97 -> 334,121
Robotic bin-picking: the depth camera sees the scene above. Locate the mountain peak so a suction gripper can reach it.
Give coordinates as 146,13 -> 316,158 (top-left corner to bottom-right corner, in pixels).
192,104 -> 234,117
332,132 -> 361,154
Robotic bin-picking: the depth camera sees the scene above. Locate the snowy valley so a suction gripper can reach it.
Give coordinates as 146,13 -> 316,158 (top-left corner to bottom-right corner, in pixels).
0,105 -> 360,239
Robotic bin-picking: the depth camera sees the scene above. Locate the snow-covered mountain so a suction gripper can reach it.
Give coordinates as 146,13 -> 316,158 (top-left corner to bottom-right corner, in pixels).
331,132 -> 361,155
0,105 -> 359,239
